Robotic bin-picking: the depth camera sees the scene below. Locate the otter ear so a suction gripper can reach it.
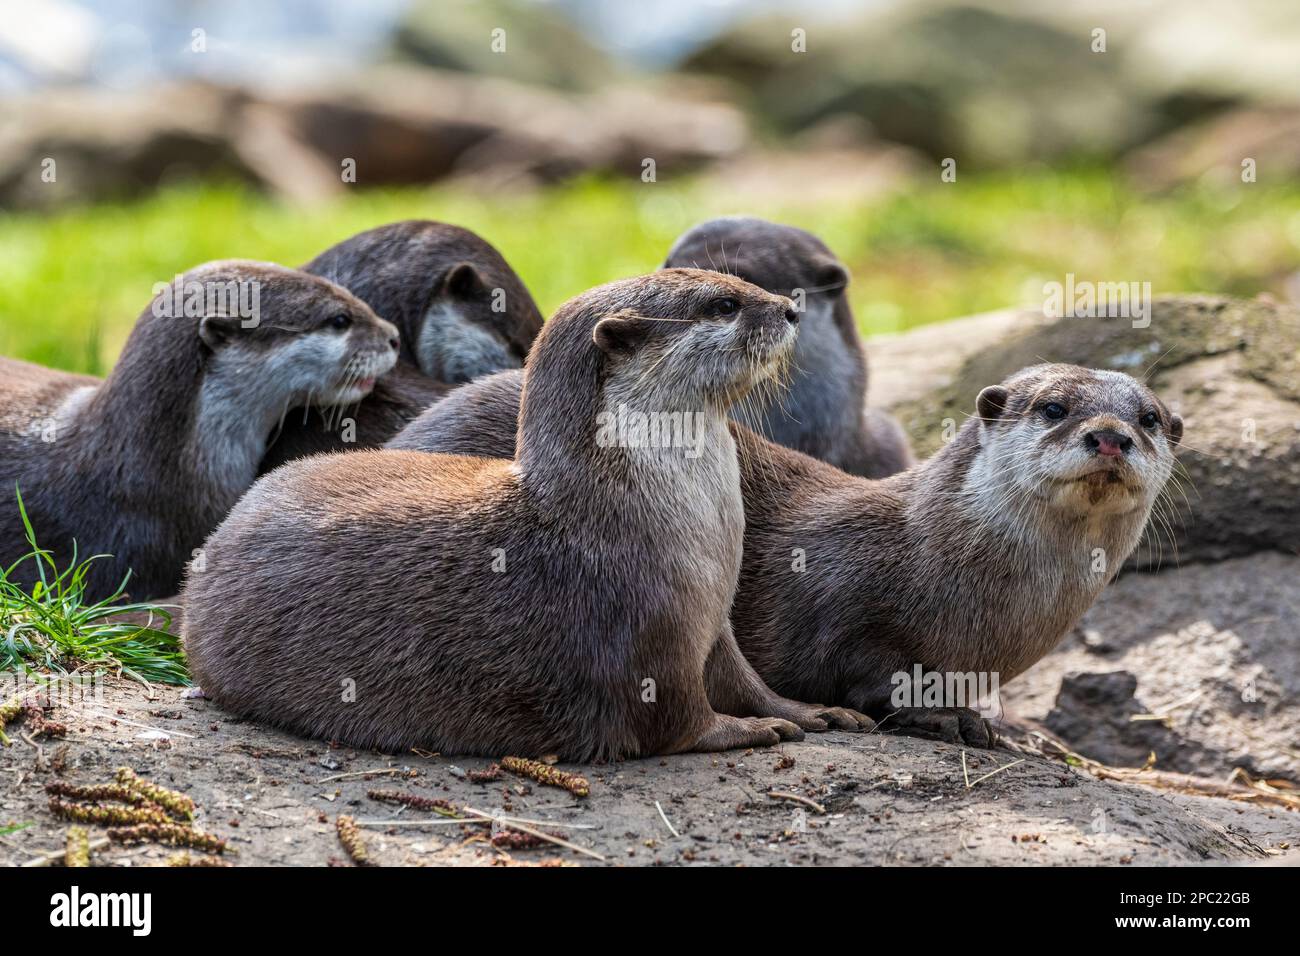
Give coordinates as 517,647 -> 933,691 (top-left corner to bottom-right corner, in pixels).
816,263 -> 849,298
976,385 -> 1009,424
1167,413 -> 1184,446
198,314 -> 244,350
444,262 -> 485,299
593,311 -> 654,356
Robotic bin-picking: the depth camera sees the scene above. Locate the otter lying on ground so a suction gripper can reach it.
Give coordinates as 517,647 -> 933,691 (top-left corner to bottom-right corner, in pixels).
184,270 -> 870,759
260,220 -> 544,472
387,363 -> 1182,746
0,261 -> 398,601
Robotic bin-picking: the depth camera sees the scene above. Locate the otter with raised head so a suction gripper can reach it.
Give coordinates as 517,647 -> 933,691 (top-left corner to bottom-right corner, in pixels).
664,216 -> 913,478
184,270 -> 870,759
0,261 -> 399,601
386,363 -> 1181,746
260,220 -> 543,472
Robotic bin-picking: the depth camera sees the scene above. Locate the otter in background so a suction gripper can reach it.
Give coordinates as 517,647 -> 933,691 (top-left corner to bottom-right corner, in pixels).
185,270 -> 869,759
0,261 -> 398,601
664,216 -> 913,478
387,364 -> 1181,747
260,220 -> 543,472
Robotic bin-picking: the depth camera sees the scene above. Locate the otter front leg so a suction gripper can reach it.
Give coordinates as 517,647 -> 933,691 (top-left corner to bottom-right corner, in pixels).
704,622 -> 874,732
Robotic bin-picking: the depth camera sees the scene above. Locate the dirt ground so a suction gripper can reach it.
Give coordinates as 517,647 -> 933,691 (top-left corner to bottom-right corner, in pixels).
2,678 -> 1295,867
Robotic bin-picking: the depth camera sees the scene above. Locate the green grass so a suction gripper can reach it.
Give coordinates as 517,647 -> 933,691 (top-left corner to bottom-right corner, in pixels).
1,168 -> 1299,374
1,490 -> 188,686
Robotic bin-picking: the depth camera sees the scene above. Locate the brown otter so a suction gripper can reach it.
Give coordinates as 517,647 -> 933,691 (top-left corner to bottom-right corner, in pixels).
0,261 -> 398,601
184,269 -> 870,759
386,363 -> 1182,746
664,216 -> 913,478
259,220 -> 544,472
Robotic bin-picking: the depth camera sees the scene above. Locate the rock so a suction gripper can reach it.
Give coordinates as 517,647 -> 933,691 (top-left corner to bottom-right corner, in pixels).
0,70 -> 750,208
891,294 -> 1300,567
1127,106 -> 1300,191
1007,552 -> 1300,780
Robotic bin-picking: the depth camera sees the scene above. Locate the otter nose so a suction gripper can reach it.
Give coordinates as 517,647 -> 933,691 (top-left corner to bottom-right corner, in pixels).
388,336 -> 400,351
1086,429 -> 1132,457
784,305 -> 799,325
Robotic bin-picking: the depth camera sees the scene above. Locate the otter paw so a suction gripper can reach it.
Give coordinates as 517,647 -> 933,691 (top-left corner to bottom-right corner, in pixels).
691,715 -> 805,753
744,717 -> 806,745
776,701 -> 874,733
881,707 -> 997,748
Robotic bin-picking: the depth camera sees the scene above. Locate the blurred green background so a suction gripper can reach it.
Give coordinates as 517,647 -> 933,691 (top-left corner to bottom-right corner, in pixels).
3,0 -> 1299,374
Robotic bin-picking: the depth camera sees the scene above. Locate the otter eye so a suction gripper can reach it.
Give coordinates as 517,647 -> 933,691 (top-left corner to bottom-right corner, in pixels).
711,297 -> 740,318
1139,411 -> 1159,429
327,314 -> 352,331
1042,402 -> 1068,421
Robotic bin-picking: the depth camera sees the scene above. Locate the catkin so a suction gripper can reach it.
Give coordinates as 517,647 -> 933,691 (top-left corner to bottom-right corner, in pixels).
64,826 -> 91,868
49,795 -> 174,827
500,756 -> 590,797
115,767 -> 195,820
335,815 -> 371,866
367,789 -> 459,816
108,823 -> 227,854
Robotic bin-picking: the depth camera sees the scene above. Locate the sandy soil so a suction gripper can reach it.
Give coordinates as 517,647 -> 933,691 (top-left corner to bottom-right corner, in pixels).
2,678 -> 1295,867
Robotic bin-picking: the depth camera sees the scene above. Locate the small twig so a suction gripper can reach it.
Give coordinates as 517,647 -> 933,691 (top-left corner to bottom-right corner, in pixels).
961,750 -> 970,789
965,757 -> 1026,789
765,791 -> 826,814
22,836 -> 112,868
81,709 -> 196,739
316,768 -> 410,785
655,800 -> 681,837
461,807 -> 604,861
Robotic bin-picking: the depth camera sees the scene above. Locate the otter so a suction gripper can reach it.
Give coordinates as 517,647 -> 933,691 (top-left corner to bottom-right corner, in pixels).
664,216 -> 913,478
259,220 -> 543,472
386,363 -> 1182,746
184,270 -> 870,759
0,261 -> 398,602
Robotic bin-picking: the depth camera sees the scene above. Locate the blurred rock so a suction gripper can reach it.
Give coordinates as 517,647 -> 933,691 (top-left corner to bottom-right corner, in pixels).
391,0 -> 616,91
681,0 -> 1300,167
1126,106 -> 1300,190
0,69 -> 750,208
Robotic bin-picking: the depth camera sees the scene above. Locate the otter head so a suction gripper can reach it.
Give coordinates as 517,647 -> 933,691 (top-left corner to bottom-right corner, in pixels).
971,364 -> 1183,519
663,217 -> 849,327
187,261 -> 400,409
591,268 -> 801,411
301,221 -> 544,386
413,259 -> 540,384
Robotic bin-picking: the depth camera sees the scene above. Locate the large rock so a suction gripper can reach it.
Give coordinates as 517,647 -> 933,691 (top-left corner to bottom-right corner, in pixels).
1006,551 -> 1300,781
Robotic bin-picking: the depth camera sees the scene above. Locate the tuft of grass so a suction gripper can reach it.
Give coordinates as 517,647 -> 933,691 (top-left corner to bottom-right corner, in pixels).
0,488 -> 189,686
